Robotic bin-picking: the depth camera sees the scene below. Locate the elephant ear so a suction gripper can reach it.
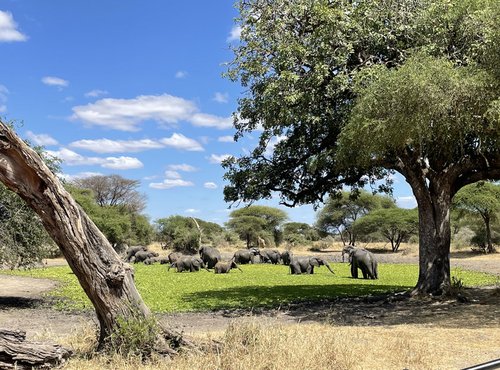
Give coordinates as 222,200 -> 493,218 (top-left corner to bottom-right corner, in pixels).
310,257 -> 321,266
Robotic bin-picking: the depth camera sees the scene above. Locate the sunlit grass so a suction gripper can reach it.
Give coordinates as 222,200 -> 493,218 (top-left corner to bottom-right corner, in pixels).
2,263 -> 496,312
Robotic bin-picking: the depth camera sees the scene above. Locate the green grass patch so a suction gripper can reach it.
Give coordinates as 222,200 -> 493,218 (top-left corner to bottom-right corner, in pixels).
2,263 -> 497,312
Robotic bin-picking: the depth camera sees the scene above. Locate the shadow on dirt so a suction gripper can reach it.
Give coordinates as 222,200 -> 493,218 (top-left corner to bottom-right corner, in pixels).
0,296 -> 45,309
185,285 -> 500,330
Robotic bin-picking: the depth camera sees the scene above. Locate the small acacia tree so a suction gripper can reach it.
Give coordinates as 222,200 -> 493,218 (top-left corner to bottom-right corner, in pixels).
353,208 -> 419,252
453,182 -> 500,253
226,205 -> 288,247
223,0 -> 500,295
315,191 -> 395,245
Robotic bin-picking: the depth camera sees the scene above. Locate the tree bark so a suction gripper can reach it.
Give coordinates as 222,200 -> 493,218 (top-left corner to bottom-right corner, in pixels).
0,123 -> 163,348
413,189 -> 452,295
0,329 -> 72,369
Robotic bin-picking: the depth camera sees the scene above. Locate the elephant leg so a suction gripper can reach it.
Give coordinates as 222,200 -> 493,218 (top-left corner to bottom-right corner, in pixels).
351,262 -> 358,278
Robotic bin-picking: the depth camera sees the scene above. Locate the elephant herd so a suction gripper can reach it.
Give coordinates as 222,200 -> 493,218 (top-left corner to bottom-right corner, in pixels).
124,244 -> 379,279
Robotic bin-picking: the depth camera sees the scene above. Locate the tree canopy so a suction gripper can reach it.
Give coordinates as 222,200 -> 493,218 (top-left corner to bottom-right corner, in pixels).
453,181 -> 500,252
226,205 -> 288,247
223,0 -> 500,294
353,208 -> 419,252
315,190 -> 395,245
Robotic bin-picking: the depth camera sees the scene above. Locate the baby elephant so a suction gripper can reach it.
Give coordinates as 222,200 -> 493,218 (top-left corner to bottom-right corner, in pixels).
214,260 -> 243,274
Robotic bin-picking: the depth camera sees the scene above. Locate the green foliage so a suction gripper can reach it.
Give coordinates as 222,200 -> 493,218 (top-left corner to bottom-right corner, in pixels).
453,182 -> 500,252
0,183 -> 57,268
315,191 -> 395,245
353,208 -> 419,252
155,216 -> 223,253
339,53 -> 498,169
226,205 -> 288,247
282,222 -> 320,246
67,184 -> 153,250
4,264 -> 496,313
105,309 -> 160,358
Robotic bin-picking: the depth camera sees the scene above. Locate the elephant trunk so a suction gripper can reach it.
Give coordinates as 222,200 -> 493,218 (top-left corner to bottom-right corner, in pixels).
324,262 -> 335,274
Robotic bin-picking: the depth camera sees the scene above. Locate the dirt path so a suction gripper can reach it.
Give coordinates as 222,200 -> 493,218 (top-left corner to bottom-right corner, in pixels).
0,253 -> 498,340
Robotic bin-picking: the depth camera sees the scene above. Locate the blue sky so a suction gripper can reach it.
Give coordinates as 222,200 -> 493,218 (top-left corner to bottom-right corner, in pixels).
0,1 -> 417,226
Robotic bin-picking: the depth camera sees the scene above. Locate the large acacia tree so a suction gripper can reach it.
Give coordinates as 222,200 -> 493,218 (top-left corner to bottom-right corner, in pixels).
223,0 -> 500,295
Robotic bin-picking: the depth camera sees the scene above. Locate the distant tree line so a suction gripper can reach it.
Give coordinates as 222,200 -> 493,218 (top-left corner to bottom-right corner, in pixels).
1,159 -> 498,267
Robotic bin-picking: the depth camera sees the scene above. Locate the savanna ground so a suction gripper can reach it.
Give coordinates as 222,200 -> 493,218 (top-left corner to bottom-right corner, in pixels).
0,243 -> 499,369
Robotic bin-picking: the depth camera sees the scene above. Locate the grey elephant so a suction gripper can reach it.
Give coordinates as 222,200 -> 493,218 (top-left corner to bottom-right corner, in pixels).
133,250 -> 159,263
233,247 -> 261,264
167,251 -> 183,264
289,256 -> 335,275
281,250 -> 293,265
168,255 -> 209,272
342,245 -> 378,279
124,245 -> 147,262
199,245 -> 222,269
144,257 -> 159,265
158,256 -> 170,264
260,249 -> 281,264
214,260 -> 243,274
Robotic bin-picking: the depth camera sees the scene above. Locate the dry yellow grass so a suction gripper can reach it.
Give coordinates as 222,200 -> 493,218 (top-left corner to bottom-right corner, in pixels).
59,318 -> 500,370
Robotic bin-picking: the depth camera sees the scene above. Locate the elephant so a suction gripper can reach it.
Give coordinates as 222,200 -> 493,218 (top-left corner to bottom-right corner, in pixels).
214,260 -> 243,274
199,245 -> 222,269
167,251 -> 183,264
281,250 -> 293,266
260,249 -> 281,264
158,256 -> 170,265
133,250 -> 159,263
233,247 -> 261,264
342,245 -> 378,279
168,255 -> 209,272
124,245 -> 147,262
289,256 -> 335,275
144,257 -> 159,265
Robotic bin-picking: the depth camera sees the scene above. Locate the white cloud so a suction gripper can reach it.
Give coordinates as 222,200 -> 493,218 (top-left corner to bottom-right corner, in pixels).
168,163 -> 197,172
149,178 -> 194,190
227,25 -> 241,42
164,170 -> 181,179
397,196 -> 417,209
47,148 -> 143,170
61,171 -> 104,182
209,153 -> 232,164
0,84 -> 8,112
175,70 -> 188,79
71,94 -> 198,131
160,133 -> 204,151
42,76 -> 69,88
185,208 -> 200,214
102,156 -> 143,170
70,138 -> 164,153
190,113 -> 233,130
0,11 -> 27,42
25,131 -> 58,146
85,89 -> 108,98
218,135 -> 234,143
204,182 -> 217,189
213,92 -> 229,104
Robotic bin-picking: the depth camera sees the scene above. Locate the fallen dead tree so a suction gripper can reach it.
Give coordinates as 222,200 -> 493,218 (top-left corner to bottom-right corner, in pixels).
0,329 -> 72,369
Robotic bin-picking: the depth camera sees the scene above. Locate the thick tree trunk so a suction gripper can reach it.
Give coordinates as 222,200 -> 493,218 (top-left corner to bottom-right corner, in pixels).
0,123 -> 162,347
412,184 -> 452,295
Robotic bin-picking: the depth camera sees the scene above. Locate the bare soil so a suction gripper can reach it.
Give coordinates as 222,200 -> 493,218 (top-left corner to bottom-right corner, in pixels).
0,251 -> 498,341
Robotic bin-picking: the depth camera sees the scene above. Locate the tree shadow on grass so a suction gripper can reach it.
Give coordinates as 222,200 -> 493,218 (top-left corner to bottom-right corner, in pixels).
182,283 -> 411,312
183,284 -> 500,330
